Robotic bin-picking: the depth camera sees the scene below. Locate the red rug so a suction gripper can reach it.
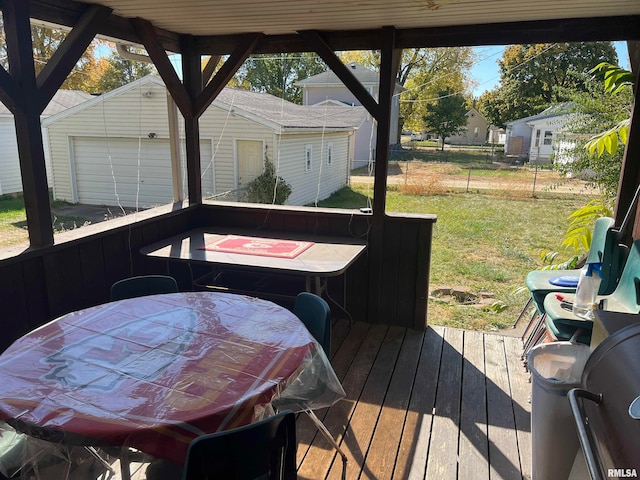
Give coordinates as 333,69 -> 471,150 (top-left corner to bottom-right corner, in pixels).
200,235 -> 314,258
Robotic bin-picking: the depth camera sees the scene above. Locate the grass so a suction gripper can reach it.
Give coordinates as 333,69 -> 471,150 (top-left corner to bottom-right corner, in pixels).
318,183 -> 597,332
2,167 -> 597,333
0,194 -> 89,248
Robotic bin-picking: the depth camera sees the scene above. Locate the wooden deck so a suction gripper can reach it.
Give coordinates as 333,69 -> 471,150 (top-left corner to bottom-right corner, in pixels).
86,321 -> 533,480
294,321 -> 532,480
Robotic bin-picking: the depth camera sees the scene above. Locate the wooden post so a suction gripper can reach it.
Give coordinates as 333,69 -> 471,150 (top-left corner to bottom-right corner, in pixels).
368,27 -> 402,324
182,35 -> 203,205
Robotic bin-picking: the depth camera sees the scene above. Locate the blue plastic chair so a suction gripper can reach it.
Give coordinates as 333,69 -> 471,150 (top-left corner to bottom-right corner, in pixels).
543,238 -> 640,343
525,217 -> 627,314
182,411 -> 297,480
294,292 -> 331,356
110,275 -> 178,301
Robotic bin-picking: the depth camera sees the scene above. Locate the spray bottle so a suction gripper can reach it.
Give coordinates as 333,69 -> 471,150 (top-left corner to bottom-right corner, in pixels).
572,262 -> 602,320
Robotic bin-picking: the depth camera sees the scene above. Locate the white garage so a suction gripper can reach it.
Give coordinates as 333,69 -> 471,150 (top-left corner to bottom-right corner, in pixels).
44,75 -> 362,208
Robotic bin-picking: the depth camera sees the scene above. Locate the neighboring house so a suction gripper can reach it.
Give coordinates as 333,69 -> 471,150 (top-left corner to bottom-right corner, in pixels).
295,62 -> 403,170
0,90 -> 92,195
43,75 -> 365,208
504,104 -> 571,162
526,113 -> 572,164
446,107 -> 489,145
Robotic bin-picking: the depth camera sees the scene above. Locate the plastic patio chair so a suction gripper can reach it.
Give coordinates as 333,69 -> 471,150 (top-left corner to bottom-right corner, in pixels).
542,238 -> 640,343
525,216 -> 627,315
182,410 -> 297,480
293,292 -> 331,356
110,275 -> 178,301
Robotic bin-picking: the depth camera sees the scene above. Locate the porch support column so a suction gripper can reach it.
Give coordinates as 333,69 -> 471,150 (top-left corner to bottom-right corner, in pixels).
134,19 -> 262,205
368,27 -> 402,323
615,41 -> 640,240
0,0 -> 110,247
181,34 -> 203,205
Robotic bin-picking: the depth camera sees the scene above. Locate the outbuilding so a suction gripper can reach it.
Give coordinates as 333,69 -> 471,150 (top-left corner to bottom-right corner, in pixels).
44,75 -> 364,208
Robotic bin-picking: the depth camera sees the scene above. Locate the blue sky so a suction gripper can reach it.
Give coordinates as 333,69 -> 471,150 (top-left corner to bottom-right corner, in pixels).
470,41 -> 630,97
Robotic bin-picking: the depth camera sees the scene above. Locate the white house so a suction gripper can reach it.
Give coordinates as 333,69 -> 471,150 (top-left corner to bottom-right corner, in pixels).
295,62 -> 403,170
525,113 -> 572,164
504,104 -> 572,163
43,75 -> 365,208
0,90 -> 92,195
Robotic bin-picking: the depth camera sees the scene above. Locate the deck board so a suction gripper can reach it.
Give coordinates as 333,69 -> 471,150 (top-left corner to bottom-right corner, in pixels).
105,322 -> 532,480
459,329 -> 489,479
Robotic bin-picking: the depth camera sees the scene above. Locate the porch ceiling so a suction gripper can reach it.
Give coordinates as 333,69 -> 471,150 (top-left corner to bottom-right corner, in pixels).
76,0 -> 640,37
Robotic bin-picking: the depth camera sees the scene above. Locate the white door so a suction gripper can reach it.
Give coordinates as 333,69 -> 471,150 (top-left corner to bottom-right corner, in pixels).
236,140 -> 264,188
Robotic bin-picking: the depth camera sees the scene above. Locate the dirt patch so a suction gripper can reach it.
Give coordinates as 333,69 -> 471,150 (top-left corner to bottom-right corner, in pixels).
352,161 -> 600,195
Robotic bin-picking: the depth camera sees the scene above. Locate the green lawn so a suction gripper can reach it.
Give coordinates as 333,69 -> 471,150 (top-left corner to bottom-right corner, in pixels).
1,184 -> 596,332
318,184 -> 596,332
0,195 -> 87,248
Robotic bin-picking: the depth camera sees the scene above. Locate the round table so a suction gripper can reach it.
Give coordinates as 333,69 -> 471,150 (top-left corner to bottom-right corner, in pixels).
0,292 -> 344,466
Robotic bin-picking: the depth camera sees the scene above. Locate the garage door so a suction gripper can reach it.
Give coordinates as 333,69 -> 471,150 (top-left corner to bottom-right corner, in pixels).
72,137 -> 213,208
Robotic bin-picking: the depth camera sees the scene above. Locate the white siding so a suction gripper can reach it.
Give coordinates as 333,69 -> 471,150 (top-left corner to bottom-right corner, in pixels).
46,79 -> 352,207
276,132 -> 350,206
0,118 -> 54,195
198,105 -> 276,197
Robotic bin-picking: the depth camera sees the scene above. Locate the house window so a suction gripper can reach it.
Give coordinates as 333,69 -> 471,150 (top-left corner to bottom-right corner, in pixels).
474,127 -> 479,138
305,145 -> 312,172
543,131 -> 553,145
534,129 -> 541,147
326,142 -> 333,166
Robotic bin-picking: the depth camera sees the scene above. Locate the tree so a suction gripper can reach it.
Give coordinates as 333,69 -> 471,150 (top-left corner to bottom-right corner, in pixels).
337,48 -> 475,133
555,66 -> 633,197
423,89 -> 468,150
96,50 -> 155,92
234,53 -> 327,104
478,42 -> 618,127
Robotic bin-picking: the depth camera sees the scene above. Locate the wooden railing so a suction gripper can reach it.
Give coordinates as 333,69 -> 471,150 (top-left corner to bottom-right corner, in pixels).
0,201 -> 436,351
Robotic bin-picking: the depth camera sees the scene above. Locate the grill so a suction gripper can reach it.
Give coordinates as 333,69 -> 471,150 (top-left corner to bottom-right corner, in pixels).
569,321 -> 640,479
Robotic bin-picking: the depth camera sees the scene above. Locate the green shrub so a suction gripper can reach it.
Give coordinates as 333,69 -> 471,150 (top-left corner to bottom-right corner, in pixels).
246,157 -> 292,205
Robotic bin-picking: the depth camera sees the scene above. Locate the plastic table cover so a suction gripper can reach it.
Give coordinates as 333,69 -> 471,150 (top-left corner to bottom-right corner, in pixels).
0,292 -> 345,477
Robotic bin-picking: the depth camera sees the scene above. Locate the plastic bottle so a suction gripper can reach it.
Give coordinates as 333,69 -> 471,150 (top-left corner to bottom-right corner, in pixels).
572,262 -> 602,320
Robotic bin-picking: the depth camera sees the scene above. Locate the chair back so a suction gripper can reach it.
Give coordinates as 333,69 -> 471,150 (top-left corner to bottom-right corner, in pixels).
182,411 -> 297,480
605,239 -> 640,313
293,292 -> 331,356
110,275 -> 178,301
582,216 -> 628,295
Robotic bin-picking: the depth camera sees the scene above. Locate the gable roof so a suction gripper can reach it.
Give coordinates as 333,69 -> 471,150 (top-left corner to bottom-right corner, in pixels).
506,103 -> 573,127
295,62 -> 405,93
0,89 -> 93,117
43,75 -> 366,132
296,63 -> 380,87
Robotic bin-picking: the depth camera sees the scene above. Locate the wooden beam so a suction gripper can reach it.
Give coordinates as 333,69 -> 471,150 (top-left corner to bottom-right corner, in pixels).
194,33 -> 262,118
3,0 -> 53,247
0,66 -> 23,114
132,17 -> 193,119
182,35 -> 203,205
196,15 -> 640,56
30,0 -> 181,54
202,55 -> 221,88
368,27 -> 401,325
299,30 -> 381,121
37,4 -> 112,112
617,43 -> 640,240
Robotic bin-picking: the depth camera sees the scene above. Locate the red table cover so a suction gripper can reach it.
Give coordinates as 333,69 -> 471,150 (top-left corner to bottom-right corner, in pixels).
0,292 -> 343,466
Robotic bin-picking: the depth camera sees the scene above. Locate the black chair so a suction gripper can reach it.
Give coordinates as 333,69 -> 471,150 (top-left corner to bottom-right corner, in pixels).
182,411 -> 297,480
110,275 -> 178,301
293,292 -> 331,356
